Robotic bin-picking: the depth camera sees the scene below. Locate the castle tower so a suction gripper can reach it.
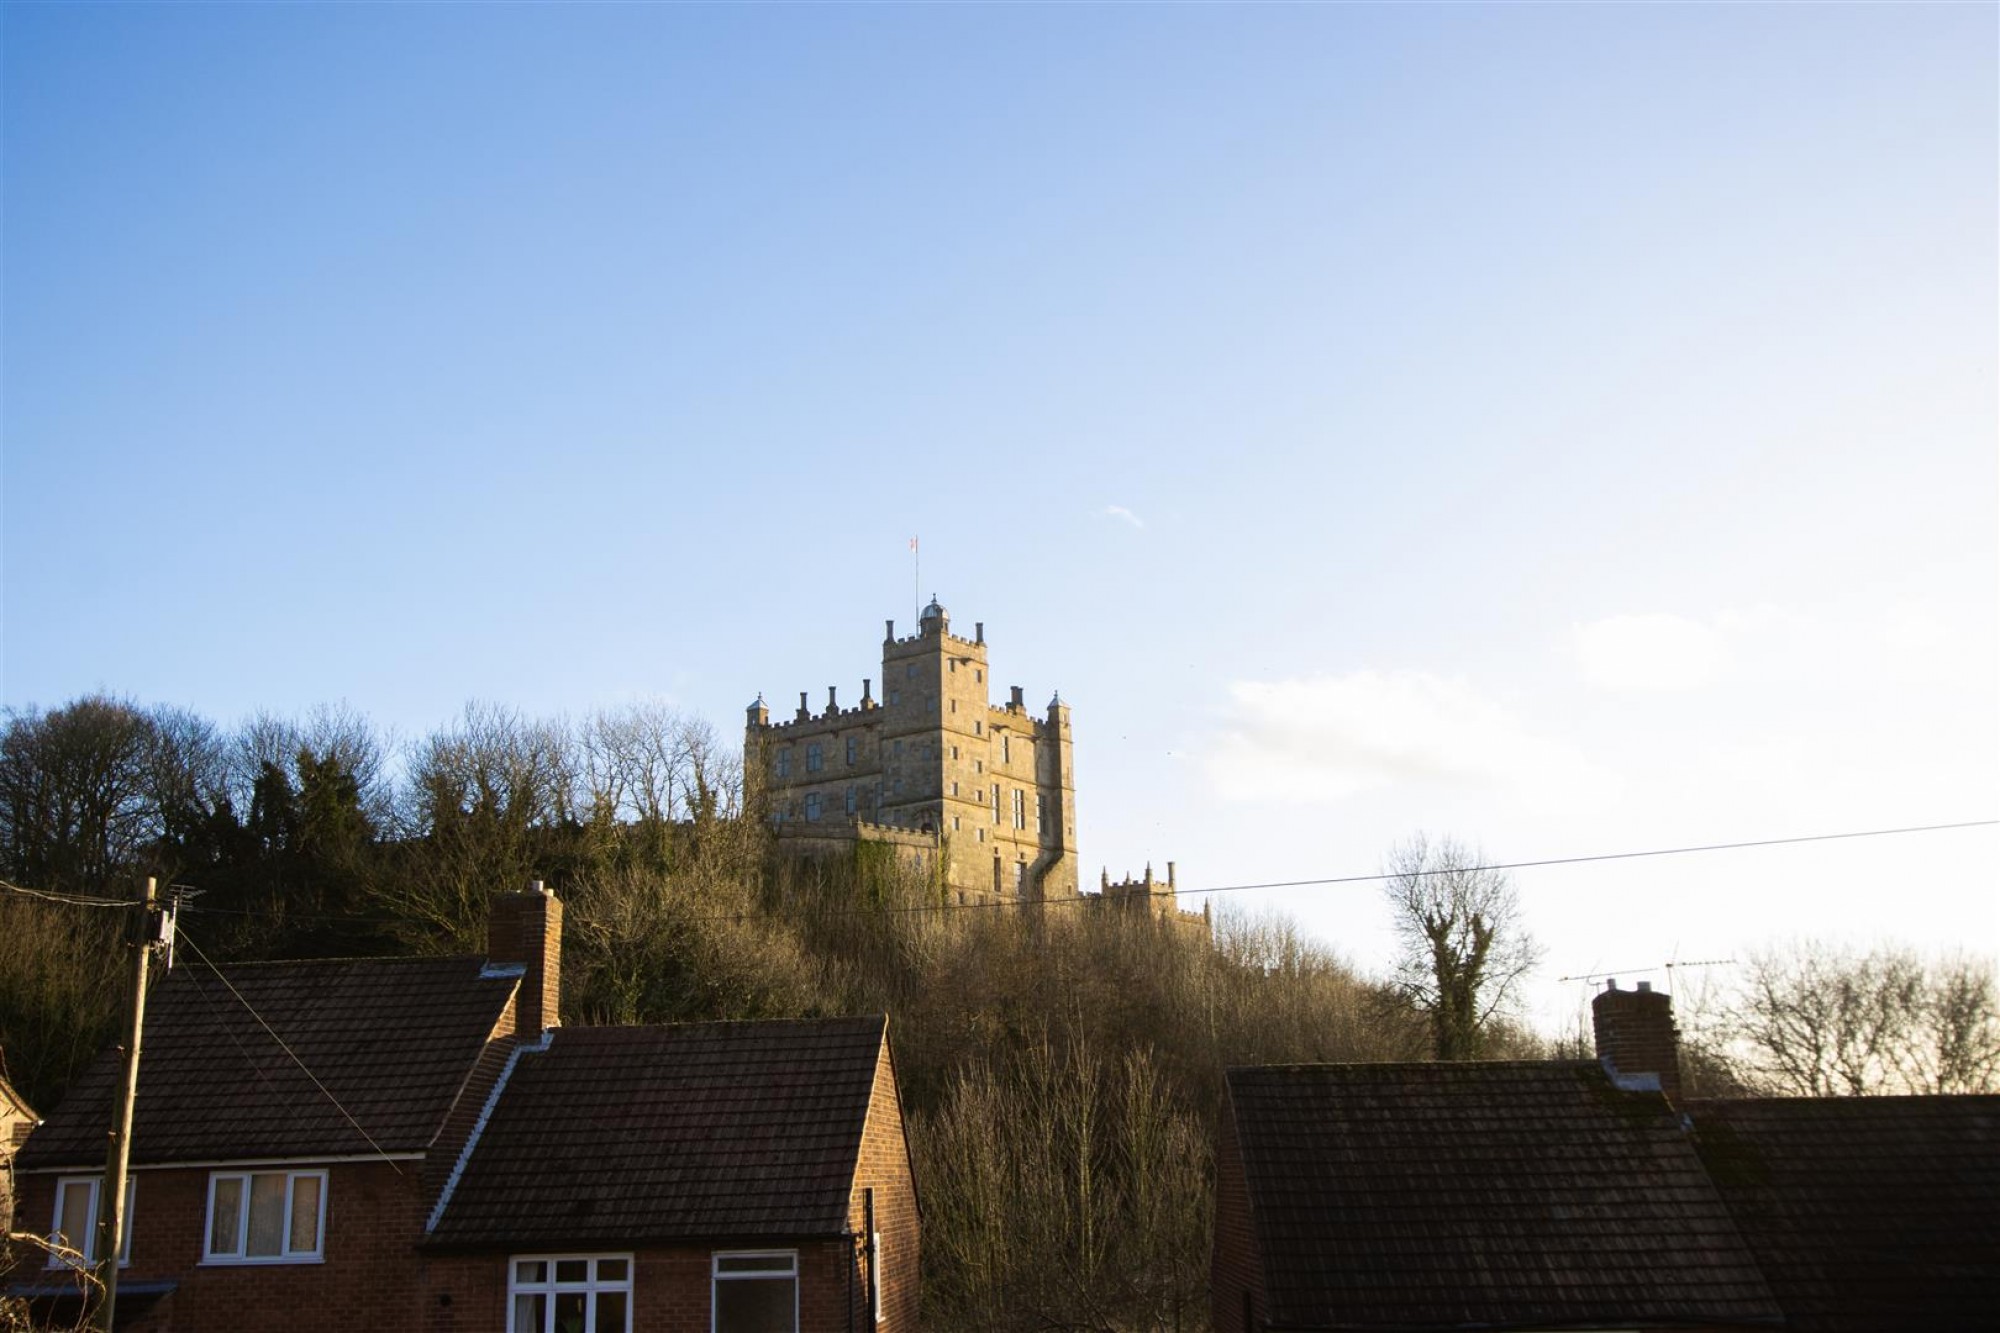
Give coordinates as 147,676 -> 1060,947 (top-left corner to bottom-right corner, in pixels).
747,601 -> 1078,906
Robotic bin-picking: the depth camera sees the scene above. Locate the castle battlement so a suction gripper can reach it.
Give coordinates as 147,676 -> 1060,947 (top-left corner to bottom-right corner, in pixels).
749,599 -> 1078,907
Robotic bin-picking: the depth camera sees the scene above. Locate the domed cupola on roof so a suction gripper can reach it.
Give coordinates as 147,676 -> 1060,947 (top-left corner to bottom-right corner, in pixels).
919,595 -> 949,635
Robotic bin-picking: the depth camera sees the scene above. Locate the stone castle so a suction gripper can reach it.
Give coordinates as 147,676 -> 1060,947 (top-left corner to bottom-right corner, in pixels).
748,598 -> 1206,928
745,597 -> 1081,906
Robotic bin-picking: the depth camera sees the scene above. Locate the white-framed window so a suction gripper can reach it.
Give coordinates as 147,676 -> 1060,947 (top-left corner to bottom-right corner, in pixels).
1012,789 -> 1026,829
806,744 -> 823,773
805,793 -> 822,822
48,1175 -> 133,1268
509,1253 -> 632,1333
713,1250 -> 797,1333
204,1169 -> 325,1264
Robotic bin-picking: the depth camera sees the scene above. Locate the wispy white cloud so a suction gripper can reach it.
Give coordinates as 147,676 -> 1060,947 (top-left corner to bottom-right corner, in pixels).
1571,613 -> 1728,692
1103,504 -> 1144,529
1204,670 -> 1603,807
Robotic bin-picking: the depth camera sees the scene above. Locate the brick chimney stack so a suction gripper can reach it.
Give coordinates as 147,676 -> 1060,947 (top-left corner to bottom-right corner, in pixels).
489,881 -> 563,1037
1592,979 -> 1681,1102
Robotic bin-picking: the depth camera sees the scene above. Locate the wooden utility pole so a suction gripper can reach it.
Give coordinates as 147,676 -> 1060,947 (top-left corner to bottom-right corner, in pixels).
95,876 -> 160,1333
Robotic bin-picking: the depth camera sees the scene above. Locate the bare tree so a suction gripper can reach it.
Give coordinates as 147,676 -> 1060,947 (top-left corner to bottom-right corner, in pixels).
1381,833 -> 1541,1061
0,696 -> 160,894
1726,942 -> 2000,1095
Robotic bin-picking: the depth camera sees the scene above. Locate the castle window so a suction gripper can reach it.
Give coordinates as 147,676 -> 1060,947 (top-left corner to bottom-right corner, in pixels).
951,746 -> 959,761
952,816 -> 960,831
1012,789 -> 1026,829
905,664 -> 917,679
975,760 -> 984,774
1015,862 -> 1027,891
892,778 -> 902,794
949,660 -> 957,673
949,700 -> 956,713
889,689 -> 899,706
993,787 -> 1001,822
974,721 -> 982,735
776,749 -> 792,778
1001,735 -> 1011,764
976,670 -> 983,683
805,744 -> 823,773
844,788 -> 857,815
845,737 -> 857,765
976,828 -> 984,843
804,794 -> 821,822
893,740 -> 903,757
951,782 -> 959,797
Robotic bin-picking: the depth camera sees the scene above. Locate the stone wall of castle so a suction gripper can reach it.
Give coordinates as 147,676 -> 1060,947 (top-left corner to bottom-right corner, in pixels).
746,600 -> 1078,906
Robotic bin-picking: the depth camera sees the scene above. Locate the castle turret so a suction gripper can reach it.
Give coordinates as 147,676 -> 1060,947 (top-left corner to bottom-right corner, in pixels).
919,595 -> 949,637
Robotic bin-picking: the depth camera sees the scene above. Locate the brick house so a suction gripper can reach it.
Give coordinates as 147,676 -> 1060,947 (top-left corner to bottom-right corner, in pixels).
7,886 -> 919,1333
0,1059 -> 36,1242
1213,981 -> 1998,1332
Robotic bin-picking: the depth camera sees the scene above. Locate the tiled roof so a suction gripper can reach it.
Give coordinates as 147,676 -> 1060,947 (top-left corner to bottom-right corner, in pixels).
428,1016 -> 887,1250
1227,1061 -> 1783,1331
1689,1094 -> 2000,1333
16,957 -> 517,1169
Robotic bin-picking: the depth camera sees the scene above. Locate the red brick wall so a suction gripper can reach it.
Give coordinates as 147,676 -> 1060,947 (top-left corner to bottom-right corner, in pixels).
848,1037 -> 920,1330
424,1240 -> 860,1332
14,1159 -> 427,1333
1592,984 -> 1682,1101
487,889 -> 562,1036
1210,1092 -> 1265,1333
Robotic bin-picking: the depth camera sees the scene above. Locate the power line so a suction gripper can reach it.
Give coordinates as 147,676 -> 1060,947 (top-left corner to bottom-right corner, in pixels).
172,924 -> 403,1174
22,816 -> 2000,929
0,878 -> 135,908
1169,819 -> 1999,899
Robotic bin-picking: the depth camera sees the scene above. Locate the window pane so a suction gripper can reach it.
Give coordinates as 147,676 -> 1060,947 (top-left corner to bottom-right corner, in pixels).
554,1291 -> 587,1333
246,1173 -> 287,1256
57,1181 -> 94,1260
716,1254 -> 794,1274
593,1290 -> 627,1333
714,1276 -> 796,1333
288,1175 -> 321,1254
513,1292 -> 546,1333
515,1259 -> 547,1284
209,1177 -> 243,1256
555,1258 -> 588,1283
595,1258 -> 627,1282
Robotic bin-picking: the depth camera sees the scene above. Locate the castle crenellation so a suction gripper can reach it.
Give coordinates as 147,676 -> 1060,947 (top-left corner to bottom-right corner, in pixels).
747,598 -> 1080,906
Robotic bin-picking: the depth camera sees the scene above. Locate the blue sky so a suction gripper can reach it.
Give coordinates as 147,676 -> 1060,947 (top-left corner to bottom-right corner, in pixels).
6,2 -> 1994,1028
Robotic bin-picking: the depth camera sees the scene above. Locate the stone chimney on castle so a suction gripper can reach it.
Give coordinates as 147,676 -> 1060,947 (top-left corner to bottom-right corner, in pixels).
488,881 -> 563,1037
1592,979 -> 1681,1102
